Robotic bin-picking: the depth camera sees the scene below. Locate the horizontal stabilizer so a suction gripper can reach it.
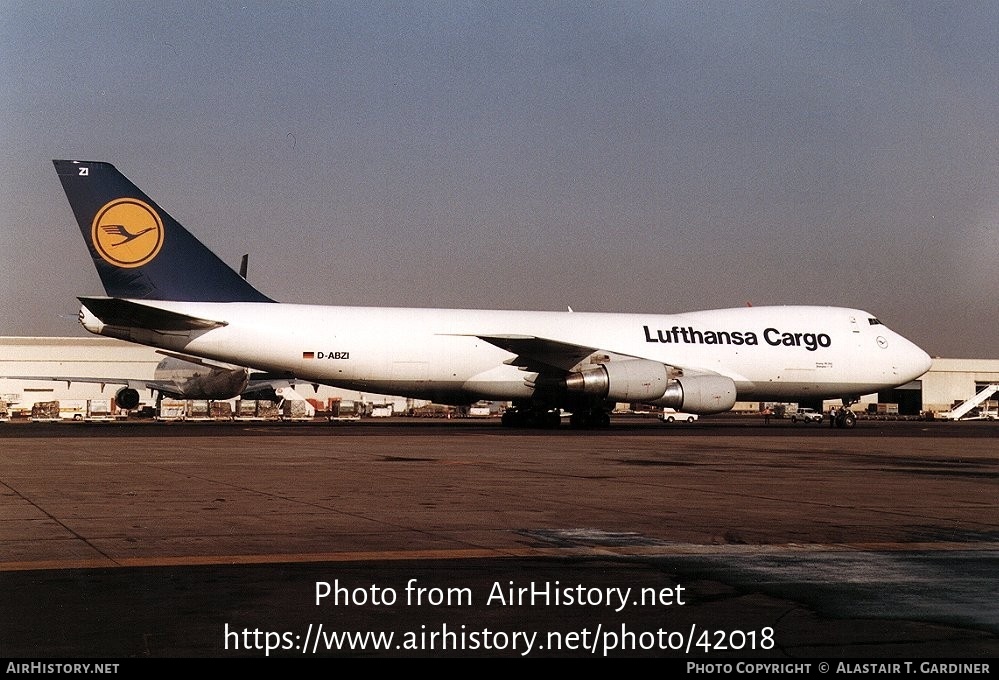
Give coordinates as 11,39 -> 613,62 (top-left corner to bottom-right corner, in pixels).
79,297 -> 228,331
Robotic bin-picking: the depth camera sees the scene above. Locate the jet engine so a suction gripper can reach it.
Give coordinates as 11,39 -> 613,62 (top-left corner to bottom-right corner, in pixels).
564,359 -> 670,403
652,375 -> 736,414
115,387 -> 140,410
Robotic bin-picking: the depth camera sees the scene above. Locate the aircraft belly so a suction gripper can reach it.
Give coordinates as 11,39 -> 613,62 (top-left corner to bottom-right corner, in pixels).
738,381 -> 892,401
333,379 -> 473,405
460,380 -> 534,400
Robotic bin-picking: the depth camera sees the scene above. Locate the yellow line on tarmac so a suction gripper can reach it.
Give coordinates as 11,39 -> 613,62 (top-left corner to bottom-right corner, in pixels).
3,541 -> 993,573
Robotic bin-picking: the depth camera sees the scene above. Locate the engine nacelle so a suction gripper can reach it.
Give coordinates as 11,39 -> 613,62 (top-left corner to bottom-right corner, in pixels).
564,359 -> 670,402
115,387 -> 141,410
651,375 -> 737,414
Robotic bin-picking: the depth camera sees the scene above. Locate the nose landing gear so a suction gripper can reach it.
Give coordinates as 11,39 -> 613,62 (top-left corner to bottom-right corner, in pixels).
830,398 -> 859,428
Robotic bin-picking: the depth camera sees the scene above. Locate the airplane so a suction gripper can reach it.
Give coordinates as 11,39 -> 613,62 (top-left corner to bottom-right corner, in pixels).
52,159 -> 932,428
1,352 -> 299,410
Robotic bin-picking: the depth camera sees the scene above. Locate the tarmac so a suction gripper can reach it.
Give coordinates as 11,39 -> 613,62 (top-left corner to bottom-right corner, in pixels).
1,417 -> 996,658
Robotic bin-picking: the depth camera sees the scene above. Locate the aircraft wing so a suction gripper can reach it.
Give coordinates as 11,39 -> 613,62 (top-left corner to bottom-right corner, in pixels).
474,334 -> 602,373
0,375 -> 187,398
474,333 -> 723,379
0,372 -> 298,401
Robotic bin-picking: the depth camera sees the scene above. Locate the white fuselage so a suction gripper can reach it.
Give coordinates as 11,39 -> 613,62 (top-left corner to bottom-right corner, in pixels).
81,302 -> 931,407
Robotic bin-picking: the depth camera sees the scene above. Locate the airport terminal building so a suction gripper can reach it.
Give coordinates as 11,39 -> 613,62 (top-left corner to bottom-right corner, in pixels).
1,336 -> 996,419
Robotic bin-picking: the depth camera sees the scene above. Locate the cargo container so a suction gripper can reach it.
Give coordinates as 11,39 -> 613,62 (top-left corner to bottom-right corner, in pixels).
31,401 -> 62,422
370,403 -> 393,418
235,399 -> 281,420
877,403 -> 899,418
281,399 -> 314,421
157,399 -> 188,421
257,400 -> 280,419
236,399 -> 261,420
86,399 -> 115,421
187,400 -> 211,420
211,401 -> 234,420
328,398 -> 362,422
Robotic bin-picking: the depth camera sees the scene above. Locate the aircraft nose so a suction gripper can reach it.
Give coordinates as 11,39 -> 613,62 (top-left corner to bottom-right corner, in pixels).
901,340 -> 932,381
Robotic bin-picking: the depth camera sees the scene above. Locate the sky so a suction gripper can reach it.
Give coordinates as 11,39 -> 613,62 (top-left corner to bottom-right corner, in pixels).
1,1 -> 997,358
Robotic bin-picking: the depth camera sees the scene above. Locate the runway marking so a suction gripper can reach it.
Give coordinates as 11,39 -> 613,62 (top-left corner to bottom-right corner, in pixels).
2,541 -> 995,573
0,479 -> 118,566
0,547 -> 564,572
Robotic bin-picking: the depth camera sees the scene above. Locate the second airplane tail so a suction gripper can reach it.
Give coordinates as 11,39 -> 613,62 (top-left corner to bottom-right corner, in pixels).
53,160 -> 273,303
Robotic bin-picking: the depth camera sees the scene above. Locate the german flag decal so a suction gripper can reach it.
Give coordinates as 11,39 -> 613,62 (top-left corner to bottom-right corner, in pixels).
302,351 -> 315,360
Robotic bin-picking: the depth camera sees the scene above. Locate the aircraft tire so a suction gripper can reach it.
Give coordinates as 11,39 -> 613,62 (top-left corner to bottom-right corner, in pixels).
835,411 -> 857,428
541,410 -> 561,429
588,410 -> 611,428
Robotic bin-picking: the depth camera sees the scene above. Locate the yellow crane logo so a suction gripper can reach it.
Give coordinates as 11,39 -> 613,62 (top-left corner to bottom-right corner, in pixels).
91,198 -> 164,268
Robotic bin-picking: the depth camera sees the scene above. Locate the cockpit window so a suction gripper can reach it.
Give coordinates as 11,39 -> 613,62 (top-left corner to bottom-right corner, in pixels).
868,318 -> 882,325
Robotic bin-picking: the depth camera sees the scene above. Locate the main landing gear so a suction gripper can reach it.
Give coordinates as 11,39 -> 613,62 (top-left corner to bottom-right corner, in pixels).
501,405 -> 561,429
500,403 -> 612,429
568,407 -> 611,429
